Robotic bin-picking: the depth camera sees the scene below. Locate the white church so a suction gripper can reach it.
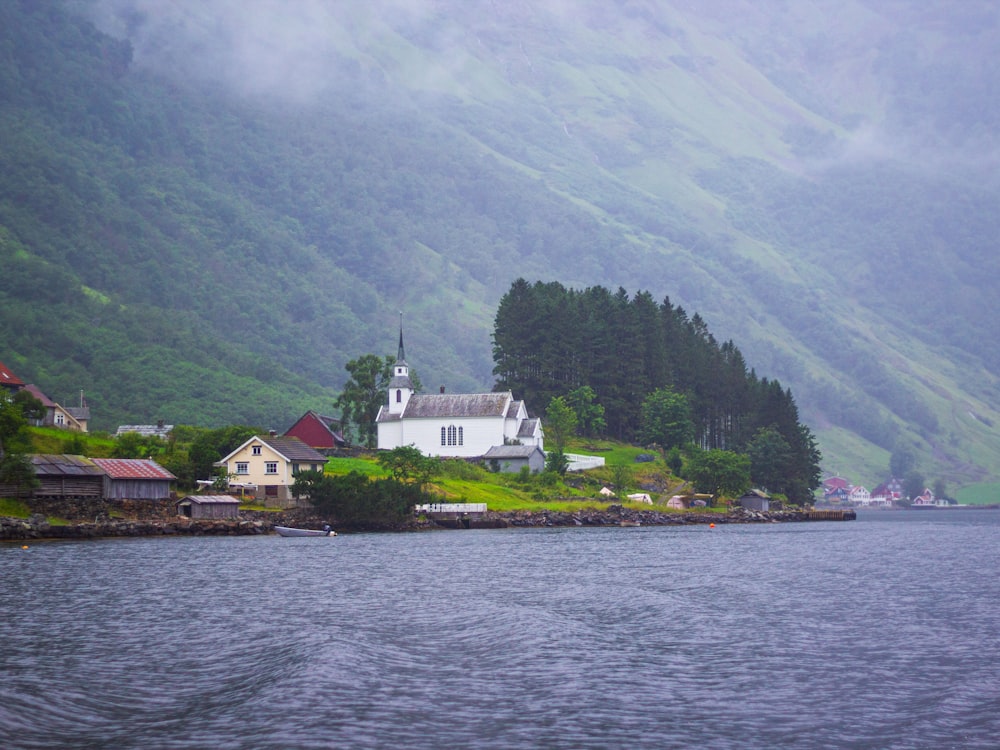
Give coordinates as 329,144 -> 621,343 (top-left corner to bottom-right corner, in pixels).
375,324 -> 544,468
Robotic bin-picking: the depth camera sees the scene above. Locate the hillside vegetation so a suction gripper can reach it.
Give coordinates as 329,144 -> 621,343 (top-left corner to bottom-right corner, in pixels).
2,1 -> 999,497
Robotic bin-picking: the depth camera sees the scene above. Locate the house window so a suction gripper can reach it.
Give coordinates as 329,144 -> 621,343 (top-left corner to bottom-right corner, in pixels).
236,462 -> 249,475
265,462 -> 278,474
55,413 -> 64,425
441,427 -> 447,446
292,463 -> 300,475
252,445 -> 262,456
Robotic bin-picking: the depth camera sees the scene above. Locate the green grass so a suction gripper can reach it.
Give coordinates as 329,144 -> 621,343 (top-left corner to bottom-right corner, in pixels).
325,456 -> 390,478
28,427 -> 116,457
0,498 -> 30,518
955,482 -> 1000,506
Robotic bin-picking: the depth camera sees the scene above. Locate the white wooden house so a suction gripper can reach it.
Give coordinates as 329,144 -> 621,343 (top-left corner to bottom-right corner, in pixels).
217,434 -> 327,507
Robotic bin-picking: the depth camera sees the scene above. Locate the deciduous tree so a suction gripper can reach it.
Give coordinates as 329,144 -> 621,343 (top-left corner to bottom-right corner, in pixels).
335,354 -> 394,449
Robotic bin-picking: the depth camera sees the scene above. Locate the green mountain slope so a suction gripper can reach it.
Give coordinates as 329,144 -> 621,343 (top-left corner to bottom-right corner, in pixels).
3,0 -> 999,496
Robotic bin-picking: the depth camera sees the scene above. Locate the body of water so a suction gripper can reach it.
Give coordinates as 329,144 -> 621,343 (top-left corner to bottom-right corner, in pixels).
2,510 -> 998,749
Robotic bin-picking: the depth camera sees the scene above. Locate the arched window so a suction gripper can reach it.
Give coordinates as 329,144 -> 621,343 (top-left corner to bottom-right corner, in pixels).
447,425 -> 458,446
441,427 -> 447,445
458,426 -> 464,446
396,389 -> 402,403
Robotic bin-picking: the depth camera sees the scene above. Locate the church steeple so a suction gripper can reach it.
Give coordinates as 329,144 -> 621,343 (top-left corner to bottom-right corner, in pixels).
388,312 -> 413,415
397,311 -> 406,364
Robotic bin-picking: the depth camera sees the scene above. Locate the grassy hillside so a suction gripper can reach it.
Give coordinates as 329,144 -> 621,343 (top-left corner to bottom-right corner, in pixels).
3,1 -> 999,497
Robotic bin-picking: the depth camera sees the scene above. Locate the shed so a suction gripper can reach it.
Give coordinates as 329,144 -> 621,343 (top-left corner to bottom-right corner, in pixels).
91,458 -> 176,501
738,489 -> 770,512
483,444 -> 546,474
666,495 -> 689,510
177,495 -> 241,519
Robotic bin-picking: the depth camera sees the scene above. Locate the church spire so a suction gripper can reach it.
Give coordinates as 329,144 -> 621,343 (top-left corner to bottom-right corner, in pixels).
397,311 -> 406,363
388,312 -> 413,415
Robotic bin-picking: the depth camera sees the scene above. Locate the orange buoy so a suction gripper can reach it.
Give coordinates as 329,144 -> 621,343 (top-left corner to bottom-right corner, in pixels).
21,545 -> 29,549
709,523 -> 715,528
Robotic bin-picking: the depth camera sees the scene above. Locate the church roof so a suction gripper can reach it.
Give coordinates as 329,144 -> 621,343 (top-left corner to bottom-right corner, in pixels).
517,418 -> 540,438
398,392 -> 512,419
388,373 -> 412,389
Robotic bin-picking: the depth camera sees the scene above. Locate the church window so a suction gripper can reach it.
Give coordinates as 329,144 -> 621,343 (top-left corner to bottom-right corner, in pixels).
447,425 -> 459,446
441,427 -> 447,446
396,389 -> 401,403
458,426 -> 464,445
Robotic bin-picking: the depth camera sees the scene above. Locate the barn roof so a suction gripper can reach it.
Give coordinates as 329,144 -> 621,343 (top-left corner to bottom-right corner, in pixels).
30,454 -> 103,477
91,458 -> 176,480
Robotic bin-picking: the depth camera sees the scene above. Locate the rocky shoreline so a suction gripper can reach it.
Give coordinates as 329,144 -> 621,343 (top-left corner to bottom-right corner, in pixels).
1,505 -> 853,541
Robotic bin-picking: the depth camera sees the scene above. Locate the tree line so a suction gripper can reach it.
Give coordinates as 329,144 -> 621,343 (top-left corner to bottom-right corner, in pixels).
492,279 -> 821,502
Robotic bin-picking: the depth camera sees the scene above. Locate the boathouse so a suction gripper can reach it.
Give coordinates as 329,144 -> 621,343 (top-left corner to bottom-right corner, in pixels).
91,458 -> 176,501
176,495 -> 241,520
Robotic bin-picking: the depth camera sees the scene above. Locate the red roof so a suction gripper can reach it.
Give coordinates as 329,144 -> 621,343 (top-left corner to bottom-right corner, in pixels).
91,458 -> 176,481
0,361 -> 25,388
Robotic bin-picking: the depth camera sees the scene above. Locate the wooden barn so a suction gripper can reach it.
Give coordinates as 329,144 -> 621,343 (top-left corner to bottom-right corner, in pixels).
27,454 -> 105,498
90,458 -> 176,501
283,410 -> 346,451
176,495 -> 240,519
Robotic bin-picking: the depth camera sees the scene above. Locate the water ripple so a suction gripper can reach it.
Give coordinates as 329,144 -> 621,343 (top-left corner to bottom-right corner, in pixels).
2,512 -> 999,748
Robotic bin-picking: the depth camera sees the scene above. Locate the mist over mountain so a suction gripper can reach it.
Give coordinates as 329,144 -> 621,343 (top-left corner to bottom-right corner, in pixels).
3,0 -> 999,495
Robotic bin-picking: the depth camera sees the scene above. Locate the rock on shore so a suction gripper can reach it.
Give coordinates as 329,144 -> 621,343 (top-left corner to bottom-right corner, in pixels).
0,514 -> 268,541
470,505 -> 850,529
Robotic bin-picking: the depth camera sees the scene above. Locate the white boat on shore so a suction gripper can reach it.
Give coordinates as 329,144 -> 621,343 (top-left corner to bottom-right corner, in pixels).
274,526 -> 337,537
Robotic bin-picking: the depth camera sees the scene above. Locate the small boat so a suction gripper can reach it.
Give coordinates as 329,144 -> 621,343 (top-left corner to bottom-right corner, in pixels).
274,525 -> 337,537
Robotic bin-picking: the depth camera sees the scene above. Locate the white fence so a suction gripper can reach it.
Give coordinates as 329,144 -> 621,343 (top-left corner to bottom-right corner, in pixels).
563,453 -> 606,472
414,503 -> 488,514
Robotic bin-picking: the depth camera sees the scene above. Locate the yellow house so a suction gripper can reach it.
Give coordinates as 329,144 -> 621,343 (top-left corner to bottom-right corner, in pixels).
218,434 -> 327,507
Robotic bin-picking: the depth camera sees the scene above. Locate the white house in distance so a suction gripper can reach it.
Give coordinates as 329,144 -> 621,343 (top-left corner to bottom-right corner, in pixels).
376,323 -> 543,463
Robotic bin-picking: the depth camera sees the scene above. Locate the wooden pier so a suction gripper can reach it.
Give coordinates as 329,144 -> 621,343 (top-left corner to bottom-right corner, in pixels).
805,509 -> 856,521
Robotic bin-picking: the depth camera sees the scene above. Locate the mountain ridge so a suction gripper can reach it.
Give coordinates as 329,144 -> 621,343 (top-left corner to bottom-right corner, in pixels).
3,0 -> 999,496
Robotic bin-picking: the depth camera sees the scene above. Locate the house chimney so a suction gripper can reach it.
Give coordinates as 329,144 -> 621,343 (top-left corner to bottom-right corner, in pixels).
269,429 -> 277,437
157,419 -> 164,429
440,385 -> 445,394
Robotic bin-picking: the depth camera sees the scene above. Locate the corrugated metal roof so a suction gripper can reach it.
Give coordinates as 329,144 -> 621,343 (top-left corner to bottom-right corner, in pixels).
401,392 -> 512,419
30,454 -> 103,477
116,424 -> 173,438
91,458 -> 176,480
178,495 -> 239,505
0,361 -> 25,388
483,445 -> 543,459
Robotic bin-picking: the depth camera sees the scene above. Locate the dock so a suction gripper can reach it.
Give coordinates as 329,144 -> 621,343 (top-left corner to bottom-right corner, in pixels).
414,503 -> 488,529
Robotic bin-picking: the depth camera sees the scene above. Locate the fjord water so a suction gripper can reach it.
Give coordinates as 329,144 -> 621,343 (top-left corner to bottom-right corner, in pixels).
2,511 -> 998,749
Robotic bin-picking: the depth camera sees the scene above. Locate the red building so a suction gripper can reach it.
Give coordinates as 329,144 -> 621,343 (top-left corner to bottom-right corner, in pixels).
283,411 -> 346,452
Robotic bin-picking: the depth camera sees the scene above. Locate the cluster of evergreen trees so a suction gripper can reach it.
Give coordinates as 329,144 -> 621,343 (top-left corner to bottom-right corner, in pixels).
492,279 -> 820,502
